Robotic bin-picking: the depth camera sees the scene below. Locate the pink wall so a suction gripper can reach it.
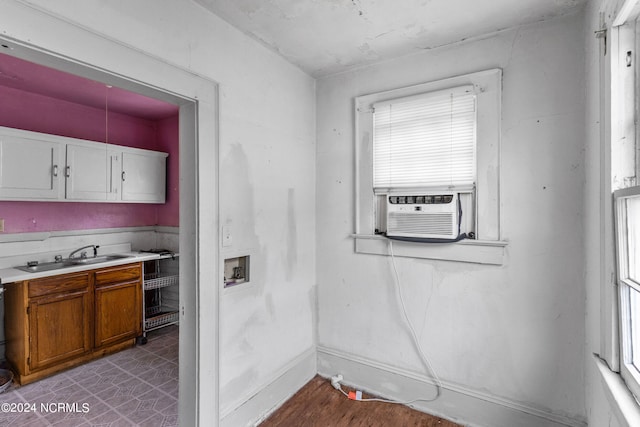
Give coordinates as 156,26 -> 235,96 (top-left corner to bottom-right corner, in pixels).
0,202 -> 159,232
156,116 -> 179,227
0,85 -> 179,233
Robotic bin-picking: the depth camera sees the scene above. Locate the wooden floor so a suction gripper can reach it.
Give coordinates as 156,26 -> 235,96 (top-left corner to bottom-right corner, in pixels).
260,376 -> 462,427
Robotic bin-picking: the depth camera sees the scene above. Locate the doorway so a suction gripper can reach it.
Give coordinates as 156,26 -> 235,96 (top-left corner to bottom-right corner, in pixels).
0,33 -> 219,426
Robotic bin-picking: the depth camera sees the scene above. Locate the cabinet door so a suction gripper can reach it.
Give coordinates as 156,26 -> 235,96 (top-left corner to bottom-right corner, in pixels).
0,133 -> 63,200
29,289 -> 92,370
94,264 -> 142,348
121,151 -> 166,203
65,143 -> 108,200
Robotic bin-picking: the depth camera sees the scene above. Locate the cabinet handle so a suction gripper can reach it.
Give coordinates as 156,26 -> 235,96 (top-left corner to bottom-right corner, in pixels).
122,171 -> 126,182
52,165 -> 58,177
65,166 -> 71,178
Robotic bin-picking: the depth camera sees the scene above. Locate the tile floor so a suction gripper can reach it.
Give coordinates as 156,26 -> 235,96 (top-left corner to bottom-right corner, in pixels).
0,325 -> 178,427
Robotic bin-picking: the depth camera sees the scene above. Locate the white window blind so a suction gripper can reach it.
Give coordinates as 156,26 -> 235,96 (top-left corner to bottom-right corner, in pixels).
373,85 -> 477,190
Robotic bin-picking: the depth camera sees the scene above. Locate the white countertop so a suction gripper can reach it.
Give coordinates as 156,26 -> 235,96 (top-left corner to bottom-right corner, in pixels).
0,251 -> 172,284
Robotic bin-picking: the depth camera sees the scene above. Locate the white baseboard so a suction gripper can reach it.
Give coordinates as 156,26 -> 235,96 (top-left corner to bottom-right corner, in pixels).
317,345 -> 586,427
220,347 -> 317,427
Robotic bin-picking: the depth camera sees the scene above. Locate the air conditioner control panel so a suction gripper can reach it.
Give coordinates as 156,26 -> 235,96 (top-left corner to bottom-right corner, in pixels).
388,194 -> 454,204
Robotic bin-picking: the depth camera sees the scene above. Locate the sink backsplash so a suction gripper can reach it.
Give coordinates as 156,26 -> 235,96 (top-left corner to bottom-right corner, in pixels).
0,227 -> 178,270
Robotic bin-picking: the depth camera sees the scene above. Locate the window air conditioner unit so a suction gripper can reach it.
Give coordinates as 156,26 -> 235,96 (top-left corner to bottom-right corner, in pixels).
385,192 -> 461,240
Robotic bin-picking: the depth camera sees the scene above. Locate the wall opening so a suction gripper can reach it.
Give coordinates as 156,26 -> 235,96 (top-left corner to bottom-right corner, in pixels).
224,255 -> 250,287
0,35 -> 208,425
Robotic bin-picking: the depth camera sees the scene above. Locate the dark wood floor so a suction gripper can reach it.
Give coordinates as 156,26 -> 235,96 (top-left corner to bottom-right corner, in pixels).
260,376 -> 462,427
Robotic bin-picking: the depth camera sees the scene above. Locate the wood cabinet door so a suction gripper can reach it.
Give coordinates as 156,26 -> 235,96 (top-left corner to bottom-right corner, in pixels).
29,289 -> 92,370
0,131 -> 63,200
95,280 -> 142,348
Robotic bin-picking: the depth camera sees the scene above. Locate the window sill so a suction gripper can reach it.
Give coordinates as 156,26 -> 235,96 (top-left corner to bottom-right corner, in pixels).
594,354 -> 640,427
353,234 -> 507,265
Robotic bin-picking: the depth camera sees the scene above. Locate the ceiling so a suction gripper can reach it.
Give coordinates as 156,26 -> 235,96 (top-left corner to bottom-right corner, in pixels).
0,1 -> 588,113
194,0 -> 587,77
0,51 -> 179,120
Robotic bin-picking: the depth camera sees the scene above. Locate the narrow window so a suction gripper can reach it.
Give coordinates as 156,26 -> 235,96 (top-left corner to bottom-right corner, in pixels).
615,186 -> 640,400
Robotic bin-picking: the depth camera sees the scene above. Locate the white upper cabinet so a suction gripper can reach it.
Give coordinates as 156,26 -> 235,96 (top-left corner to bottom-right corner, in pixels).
0,128 -> 63,200
65,143 -> 109,201
0,126 -> 167,204
121,150 -> 167,203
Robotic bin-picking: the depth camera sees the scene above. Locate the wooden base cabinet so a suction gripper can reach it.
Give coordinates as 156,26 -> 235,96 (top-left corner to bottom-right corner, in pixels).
94,264 -> 142,348
29,279 -> 92,370
4,263 -> 142,385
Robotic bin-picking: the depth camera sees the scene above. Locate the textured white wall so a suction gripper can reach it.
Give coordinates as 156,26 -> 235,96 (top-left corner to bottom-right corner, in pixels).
316,11 -> 587,422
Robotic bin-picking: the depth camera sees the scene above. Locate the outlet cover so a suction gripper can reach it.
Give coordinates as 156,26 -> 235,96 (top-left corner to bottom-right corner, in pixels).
222,225 -> 232,247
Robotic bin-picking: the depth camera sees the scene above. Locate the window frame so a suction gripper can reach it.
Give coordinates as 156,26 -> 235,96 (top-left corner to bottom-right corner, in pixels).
595,5 -> 640,427
615,186 -> 640,401
353,69 -> 505,265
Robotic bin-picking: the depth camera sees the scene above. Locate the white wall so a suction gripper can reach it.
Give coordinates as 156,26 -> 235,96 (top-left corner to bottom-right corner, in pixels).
0,0 -> 316,424
316,11 -> 587,426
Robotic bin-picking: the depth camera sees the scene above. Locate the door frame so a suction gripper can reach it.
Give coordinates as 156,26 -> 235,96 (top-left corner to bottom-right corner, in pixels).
0,10 -> 220,425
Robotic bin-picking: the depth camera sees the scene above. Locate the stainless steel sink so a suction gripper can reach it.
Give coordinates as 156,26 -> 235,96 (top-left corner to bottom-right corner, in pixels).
15,262 -> 73,273
15,254 -> 133,273
69,254 -> 132,265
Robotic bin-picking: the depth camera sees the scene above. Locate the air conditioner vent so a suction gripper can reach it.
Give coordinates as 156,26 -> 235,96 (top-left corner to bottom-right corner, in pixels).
388,212 -> 453,236
386,192 -> 460,239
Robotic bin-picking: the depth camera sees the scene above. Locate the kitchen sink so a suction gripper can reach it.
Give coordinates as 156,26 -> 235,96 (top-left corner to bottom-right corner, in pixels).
69,254 -> 132,265
15,262 -> 73,273
15,254 -> 133,273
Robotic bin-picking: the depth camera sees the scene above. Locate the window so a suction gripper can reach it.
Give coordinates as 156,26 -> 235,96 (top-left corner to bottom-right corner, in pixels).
615,186 -> 640,400
606,16 -> 640,409
354,69 -> 505,265
597,14 -> 640,424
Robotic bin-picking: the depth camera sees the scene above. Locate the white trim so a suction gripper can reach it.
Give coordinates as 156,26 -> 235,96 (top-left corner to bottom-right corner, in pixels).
594,354 -> 640,427
599,11 -> 620,372
318,345 -> 586,427
353,234 -> 506,265
154,226 -> 180,235
0,226 -> 179,243
220,347 -> 317,426
0,226 -> 152,243
614,0 -> 640,27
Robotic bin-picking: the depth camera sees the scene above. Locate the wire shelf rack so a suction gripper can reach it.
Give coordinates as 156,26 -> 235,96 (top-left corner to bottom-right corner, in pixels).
144,273 -> 179,290
145,310 -> 179,330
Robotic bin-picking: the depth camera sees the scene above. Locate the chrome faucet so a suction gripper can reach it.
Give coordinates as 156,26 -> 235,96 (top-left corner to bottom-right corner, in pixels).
69,245 -> 100,259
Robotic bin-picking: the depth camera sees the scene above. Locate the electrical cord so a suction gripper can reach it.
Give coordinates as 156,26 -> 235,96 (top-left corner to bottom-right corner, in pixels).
333,382 -> 437,405
388,240 -> 442,402
331,240 -> 441,405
